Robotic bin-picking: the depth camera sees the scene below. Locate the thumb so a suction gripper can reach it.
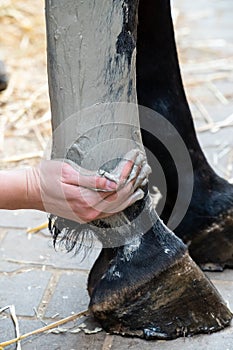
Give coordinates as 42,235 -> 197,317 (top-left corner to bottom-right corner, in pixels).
78,173 -> 118,191
63,164 -> 117,191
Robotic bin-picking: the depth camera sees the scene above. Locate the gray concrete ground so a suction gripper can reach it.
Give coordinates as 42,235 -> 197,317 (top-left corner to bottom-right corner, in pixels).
1,0 -> 233,349
0,210 -> 233,350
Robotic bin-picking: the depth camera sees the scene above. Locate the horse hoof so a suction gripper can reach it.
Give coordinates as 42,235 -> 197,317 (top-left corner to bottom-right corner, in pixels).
187,209 -> 233,271
89,251 -> 232,339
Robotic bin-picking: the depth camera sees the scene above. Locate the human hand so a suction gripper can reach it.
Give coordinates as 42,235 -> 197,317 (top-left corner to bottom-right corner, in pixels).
26,149 -> 151,223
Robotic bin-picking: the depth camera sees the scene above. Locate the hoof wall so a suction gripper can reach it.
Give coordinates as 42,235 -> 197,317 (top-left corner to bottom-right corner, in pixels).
90,253 -> 232,340
188,209 -> 233,271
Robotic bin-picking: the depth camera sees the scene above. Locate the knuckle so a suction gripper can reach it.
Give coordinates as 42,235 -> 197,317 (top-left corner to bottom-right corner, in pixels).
61,163 -> 71,180
85,210 -> 99,222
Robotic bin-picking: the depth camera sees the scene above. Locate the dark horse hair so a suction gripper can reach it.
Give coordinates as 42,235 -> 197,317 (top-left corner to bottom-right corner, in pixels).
48,190 -> 149,256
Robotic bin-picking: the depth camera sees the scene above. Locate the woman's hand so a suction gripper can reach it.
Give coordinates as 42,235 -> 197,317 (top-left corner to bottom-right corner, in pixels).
26,149 -> 151,223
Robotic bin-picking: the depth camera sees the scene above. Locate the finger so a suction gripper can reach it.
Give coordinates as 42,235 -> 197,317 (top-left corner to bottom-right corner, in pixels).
133,162 -> 152,190
68,185 -> 117,211
121,157 -> 144,191
93,178 -> 136,213
141,178 -> 148,187
62,164 -> 117,192
80,156 -> 137,192
120,149 -> 150,189
90,150 -> 141,187
63,149 -> 146,192
117,154 -> 138,186
113,149 -> 141,186
112,188 -> 145,212
127,151 -> 145,177
96,188 -> 145,219
84,150 -> 145,192
80,174 -> 118,192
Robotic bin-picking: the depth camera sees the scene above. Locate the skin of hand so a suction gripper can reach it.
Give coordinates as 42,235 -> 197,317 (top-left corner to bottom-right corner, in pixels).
0,149 -> 151,223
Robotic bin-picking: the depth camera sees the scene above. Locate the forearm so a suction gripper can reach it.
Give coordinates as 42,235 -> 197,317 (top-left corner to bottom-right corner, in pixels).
0,168 -> 43,210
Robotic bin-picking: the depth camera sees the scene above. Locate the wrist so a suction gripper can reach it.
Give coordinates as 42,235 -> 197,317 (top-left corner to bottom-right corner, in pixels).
0,168 -> 28,210
25,166 -> 45,211
0,167 -> 44,211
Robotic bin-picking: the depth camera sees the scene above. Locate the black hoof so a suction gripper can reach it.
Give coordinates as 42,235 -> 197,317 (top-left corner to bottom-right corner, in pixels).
173,176 -> 233,272
187,208 -> 233,271
89,247 -> 232,339
49,193 -> 232,338
88,248 -> 117,296
88,204 -> 232,339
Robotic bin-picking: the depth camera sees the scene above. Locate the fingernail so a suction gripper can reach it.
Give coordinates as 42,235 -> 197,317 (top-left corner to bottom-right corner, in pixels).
135,188 -> 145,200
145,164 -> 152,174
141,178 -> 148,186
